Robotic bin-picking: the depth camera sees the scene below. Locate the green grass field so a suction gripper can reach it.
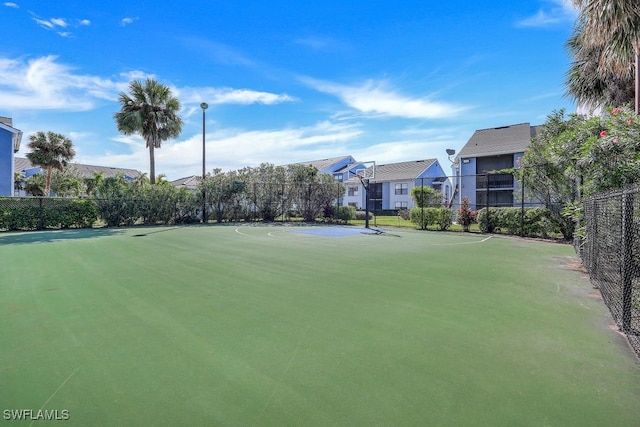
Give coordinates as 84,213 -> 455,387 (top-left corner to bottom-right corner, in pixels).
1,225 -> 639,426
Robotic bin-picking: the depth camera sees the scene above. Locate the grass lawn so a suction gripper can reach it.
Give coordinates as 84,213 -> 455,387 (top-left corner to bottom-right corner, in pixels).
1,225 -> 639,426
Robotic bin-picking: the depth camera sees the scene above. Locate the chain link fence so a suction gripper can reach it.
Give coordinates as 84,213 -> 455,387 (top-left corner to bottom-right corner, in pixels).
577,185 -> 640,357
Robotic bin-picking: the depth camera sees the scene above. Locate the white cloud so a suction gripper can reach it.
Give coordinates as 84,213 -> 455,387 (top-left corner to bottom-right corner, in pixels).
302,77 -> 469,119
79,19 -> 91,26
76,120 -> 365,179
4,2 -> 19,8
0,55 -> 295,114
120,17 -> 137,26
50,18 -> 67,27
176,86 -> 295,107
0,56 -> 124,110
517,0 -> 578,27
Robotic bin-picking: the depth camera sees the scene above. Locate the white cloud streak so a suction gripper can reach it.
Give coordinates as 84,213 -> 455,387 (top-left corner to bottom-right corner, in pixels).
74,120 -> 364,179
302,77 -> 469,119
176,86 -> 295,107
516,0 -> 578,27
3,2 -> 19,8
0,55 -> 296,112
0,56 -> 121,110
120,17 -> 137,26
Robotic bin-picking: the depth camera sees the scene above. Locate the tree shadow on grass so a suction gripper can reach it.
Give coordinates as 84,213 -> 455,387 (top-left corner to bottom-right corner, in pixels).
0,228 -> 126,245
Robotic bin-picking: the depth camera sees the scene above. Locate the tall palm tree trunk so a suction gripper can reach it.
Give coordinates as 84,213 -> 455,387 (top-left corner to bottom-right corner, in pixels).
45,167 -> 53,197
149,143 -> 156,185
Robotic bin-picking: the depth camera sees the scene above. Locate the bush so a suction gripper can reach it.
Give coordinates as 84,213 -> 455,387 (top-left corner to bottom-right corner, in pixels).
0,198 -> 98,230
335,205 -> 356,223
397,209 -> 410,220
477,207 -> 559,237
457,196 -> 476,231
410,207 -> 453,230
355,210 -> 373,220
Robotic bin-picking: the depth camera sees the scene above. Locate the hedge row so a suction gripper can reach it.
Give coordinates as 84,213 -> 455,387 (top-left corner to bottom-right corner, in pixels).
0,198 -> 98,231
476,207 -> 560,237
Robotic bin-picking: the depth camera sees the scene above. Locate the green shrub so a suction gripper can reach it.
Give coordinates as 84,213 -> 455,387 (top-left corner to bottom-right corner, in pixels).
335,205 -> 356,222
355,210 -> 373,220
410,207 -> 453,230
477,207 -> 559,237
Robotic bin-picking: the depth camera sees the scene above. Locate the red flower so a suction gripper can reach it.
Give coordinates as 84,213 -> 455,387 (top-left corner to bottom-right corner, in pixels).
612,107 -> 622,115
600,130 -> 607,137
627,119 -> 634,126
613,137 -> 619,144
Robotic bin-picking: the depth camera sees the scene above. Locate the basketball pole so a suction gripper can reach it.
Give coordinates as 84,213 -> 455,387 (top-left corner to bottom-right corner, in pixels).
364,178 -> 370,229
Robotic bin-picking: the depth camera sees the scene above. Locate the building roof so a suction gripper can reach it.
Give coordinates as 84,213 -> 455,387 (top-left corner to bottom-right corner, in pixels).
294,155 -> 354,173
457,123 -> 540,159
346,159 -> 438,183
14,157 -> 142,179
171,175 -> 200,188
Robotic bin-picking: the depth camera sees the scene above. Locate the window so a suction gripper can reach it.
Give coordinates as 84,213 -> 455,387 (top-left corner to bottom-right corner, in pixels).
395,183 -> 408,195
369,183 -> 383,210
347,186 -> 359,196
334,174 -> 343,182
395,201 -> 408,209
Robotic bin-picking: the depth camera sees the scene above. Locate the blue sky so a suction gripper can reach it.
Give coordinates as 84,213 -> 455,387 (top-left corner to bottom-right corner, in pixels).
1,0 -> 578,180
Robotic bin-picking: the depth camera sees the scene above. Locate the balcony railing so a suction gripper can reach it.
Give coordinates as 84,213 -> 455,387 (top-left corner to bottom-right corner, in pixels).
476,173 -> 514,189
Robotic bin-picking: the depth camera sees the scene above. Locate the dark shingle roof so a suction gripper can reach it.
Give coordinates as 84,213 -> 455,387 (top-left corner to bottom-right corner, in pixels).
14,157 -> 142,179
294,155 -> 353,172
346,159 -> 437,183
171,175 -> 200,188
457,123 -> 538,159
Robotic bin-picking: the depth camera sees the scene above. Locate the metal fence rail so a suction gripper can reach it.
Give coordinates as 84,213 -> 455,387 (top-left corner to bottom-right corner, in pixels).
578,185 -> 640,357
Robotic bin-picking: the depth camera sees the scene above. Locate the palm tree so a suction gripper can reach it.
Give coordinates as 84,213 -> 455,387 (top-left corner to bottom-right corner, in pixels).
566,32 -> 636,110
114,78 -> 183,184
26,131 -> 76,196
568,0 -> 640,113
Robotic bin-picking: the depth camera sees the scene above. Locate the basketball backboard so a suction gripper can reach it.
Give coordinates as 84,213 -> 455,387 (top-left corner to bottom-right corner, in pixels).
347,160 -> 375,181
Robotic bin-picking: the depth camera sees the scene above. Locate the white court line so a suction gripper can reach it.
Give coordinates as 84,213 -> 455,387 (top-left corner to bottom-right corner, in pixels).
234,227 -> 256,237
430,235 -> 493,246
29,367 -> 80,427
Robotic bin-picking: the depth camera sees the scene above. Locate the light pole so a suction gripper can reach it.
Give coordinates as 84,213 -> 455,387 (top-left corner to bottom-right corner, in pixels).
446,148 -> 457,208
201,102 -> 208,223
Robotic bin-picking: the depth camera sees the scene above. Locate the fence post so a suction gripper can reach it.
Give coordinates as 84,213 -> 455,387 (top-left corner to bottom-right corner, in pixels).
621,190 -> 634,332
589,198 -> 598,278
38,197 -> 44,230
420,177 -> 425,230
520,170 -> 525,237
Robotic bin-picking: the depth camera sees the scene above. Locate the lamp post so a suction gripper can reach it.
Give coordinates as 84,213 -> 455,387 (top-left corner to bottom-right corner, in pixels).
201,102 -> 208,223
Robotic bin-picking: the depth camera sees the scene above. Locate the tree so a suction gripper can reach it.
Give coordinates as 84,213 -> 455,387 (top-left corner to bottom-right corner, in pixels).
518,110 -> 593,239
114,78 -> 183,184
244,163 -> 287,221
50,165 -> 84,197
199,169 -> 246,222
566,33 -> 635,110
14,172 -> 25,195
411,186 -> 442,208
457,197 -> 475,232
84,172 -> 105,197
26,131 -> 76,196
568,0 -> 640,113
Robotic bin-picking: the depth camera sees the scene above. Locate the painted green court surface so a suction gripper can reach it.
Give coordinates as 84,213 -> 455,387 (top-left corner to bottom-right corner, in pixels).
1,225 -> 639,426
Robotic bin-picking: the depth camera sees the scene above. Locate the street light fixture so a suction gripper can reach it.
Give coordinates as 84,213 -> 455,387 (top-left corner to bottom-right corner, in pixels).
446,148 -> 456,161
201,102 -> 208,223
